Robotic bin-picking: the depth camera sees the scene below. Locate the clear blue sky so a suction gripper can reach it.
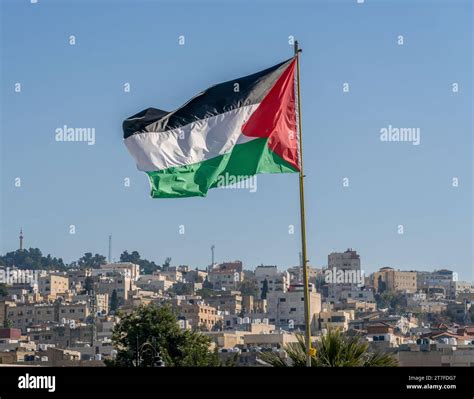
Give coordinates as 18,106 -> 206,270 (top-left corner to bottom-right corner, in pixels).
1,0 -> 472,280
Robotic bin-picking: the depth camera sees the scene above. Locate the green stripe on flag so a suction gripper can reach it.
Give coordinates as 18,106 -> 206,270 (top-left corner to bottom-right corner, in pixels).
146,138 -> 298,198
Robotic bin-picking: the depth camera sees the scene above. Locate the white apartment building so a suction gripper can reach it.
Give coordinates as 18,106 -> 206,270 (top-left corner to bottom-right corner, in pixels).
254,265 -> 290,297
4,301 -> 90,332
287,265 -> 321,284
266,284 -> 321,332
99,263 -> 140,281
326,249 -> 363,302
208,261 -> 243,290
136,274 -> 174,292
448,280 -> 473,299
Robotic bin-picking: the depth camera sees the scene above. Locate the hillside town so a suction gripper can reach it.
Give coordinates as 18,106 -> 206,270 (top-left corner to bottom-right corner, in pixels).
1,241 -> 473,367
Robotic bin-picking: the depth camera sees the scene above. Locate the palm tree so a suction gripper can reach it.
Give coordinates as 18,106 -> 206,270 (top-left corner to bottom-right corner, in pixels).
260,329 -> 398,367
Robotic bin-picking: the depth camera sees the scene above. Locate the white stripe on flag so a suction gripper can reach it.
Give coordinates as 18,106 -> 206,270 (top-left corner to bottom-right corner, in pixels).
124,104 -> 259,171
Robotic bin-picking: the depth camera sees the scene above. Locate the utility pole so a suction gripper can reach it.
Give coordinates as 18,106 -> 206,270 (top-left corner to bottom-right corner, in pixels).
210,245 -> 215,272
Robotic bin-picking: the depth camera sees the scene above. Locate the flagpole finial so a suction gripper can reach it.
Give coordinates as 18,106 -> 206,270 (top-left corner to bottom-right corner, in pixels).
294,40 -> 302,55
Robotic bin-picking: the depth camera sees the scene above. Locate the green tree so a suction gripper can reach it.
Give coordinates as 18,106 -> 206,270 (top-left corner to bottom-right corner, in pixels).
110,289 -> 119,313
162,257 -> 172,270
3,319 -> 14,328
237,278 -> 259,297
0,248 -> 66,270
202,277 -> 213,290
169,282 -> 194,296
376,291 -> 405,311
120,251 -> 160,274
261,278 -> 269,300
77,252 -> 107,269
0,284 -> 8,297
260,329 -> 398,367
120,250 -> 141,264
84,276 -> 94,294
377,276 -> 386,293
196,288 -> 216,299
106,304 -> 219,367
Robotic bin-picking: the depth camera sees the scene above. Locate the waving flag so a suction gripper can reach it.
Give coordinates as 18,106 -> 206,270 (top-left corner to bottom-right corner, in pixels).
123,57 -> 299,198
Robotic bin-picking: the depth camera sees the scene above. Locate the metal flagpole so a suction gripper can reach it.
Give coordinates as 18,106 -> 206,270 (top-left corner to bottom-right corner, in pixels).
294,40 -> 313,367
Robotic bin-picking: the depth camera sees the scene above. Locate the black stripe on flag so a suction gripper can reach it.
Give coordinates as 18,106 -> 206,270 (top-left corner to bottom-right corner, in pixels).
123,58 -> 294,139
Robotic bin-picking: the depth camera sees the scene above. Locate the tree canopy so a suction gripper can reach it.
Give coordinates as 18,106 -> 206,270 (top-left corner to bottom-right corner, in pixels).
260,329 -> 398,367
0,248 -> 66,270
237,278 -> 259,297
0,284 -> 8,297
107,304 -> 219,367
76,252 -> 107,269
120,250 -> 161,274
261,278 -> 269,300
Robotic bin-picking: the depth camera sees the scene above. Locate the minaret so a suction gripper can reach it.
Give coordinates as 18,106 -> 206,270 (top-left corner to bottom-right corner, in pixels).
19,228 -> 24,251
210,245 -> 215,272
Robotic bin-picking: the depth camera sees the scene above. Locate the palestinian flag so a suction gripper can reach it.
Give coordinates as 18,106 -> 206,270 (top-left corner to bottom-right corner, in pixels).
123,57 -> 300,198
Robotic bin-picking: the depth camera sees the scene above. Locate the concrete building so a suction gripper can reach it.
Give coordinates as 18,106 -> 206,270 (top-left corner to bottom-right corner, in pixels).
266,284 -> 321,332
254,265 -> 290,297
208,261 -> 244,290
96,273 -> 133,304
326,249 -> 363,302
4,300 -> 90,332
366,322 -> 403,347
99,263 -> 140,281
27,324 -> 93,348
397,345 -> 474,367
416,269 -> 460,298
136,274 -> 174,293
183,269 -> 208,284
94,293 -> 109,315
205,291 -> 242,315
242,295 -> 267,314
243,331 -> 298,349
222,315 -> 275,333
317,310 -> 354,332
447,301 -> 472,323
38,274 -> 69,300
332,300 -> 377,313
373,267 -> 417,293
287,265 -> 321,285
157,269 -> 184,283
449,281 -> 473,299
67,269 -> 92,292
174,298 -> 223,331
349,313 -> 417,335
